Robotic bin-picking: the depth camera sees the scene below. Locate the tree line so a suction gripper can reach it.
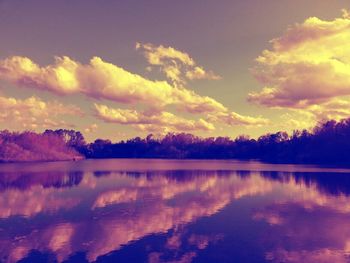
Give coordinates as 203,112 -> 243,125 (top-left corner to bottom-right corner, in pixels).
1,118 -> 350,164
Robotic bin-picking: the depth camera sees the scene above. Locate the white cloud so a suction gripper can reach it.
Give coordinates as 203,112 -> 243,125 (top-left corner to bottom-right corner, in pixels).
208,111 -> 269,126
248,10 -> 350,130
0,94 -> 83,129
0,55 -> 225,115
249,10 -> 350,108
136,42 -> 221,86
0,54 -> 268,131
84,123 -> 98,133
94,104 -> 215,132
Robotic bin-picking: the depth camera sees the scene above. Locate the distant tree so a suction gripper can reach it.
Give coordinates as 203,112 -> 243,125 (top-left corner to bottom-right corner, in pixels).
3,117 -> 350,164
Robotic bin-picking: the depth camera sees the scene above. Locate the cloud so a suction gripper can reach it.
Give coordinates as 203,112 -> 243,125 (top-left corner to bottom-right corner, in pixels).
0,55 -> 226,114
0,56 -> 80,94
0,52 -> 268,131
207,111 -> 270,126
185,66 -> 221,81
136,42 -> 221,86
274,97 -> 350,131
84,123 -> 98,134
0,94 -> 83,129
301,98 -> 350,121
248,10 -> 350,108
94,104 -> 215,132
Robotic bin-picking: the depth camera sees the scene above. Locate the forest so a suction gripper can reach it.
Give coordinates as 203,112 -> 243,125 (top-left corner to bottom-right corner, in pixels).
1,118 -> 350,165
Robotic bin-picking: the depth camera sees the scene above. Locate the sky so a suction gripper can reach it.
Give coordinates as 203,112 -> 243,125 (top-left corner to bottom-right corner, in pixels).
0,0 -> 350,142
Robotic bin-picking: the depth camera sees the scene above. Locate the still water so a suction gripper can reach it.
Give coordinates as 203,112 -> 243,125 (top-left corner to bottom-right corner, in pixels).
1,159 -> 350,263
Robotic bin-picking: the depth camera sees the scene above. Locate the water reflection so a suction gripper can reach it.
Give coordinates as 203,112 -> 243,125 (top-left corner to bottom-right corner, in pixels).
0,160 -> 350,262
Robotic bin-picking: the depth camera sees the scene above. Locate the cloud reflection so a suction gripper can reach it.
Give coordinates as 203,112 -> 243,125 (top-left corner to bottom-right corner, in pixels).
1,166 -> 350,262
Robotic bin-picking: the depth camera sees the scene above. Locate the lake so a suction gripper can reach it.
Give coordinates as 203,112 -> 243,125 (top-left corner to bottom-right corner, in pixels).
1,159 -> 350,263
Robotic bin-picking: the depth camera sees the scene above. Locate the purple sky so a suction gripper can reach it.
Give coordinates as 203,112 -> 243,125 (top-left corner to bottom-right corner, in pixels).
0,0 -> 350,141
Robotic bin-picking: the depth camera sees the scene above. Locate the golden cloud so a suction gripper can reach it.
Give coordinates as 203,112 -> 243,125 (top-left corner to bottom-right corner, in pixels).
207,111 -> 270,126
84,123 -> 98,134
0,94 -> 83,129
0,56 -> 226,115
94,104 -> 215,132
0,50 -> 269,131
136,42 -> 221,86
277,97 -> 350,130
248,10 -> 350,107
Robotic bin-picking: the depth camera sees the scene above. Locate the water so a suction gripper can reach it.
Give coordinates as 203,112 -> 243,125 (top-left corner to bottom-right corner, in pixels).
1,159 -> 350,263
